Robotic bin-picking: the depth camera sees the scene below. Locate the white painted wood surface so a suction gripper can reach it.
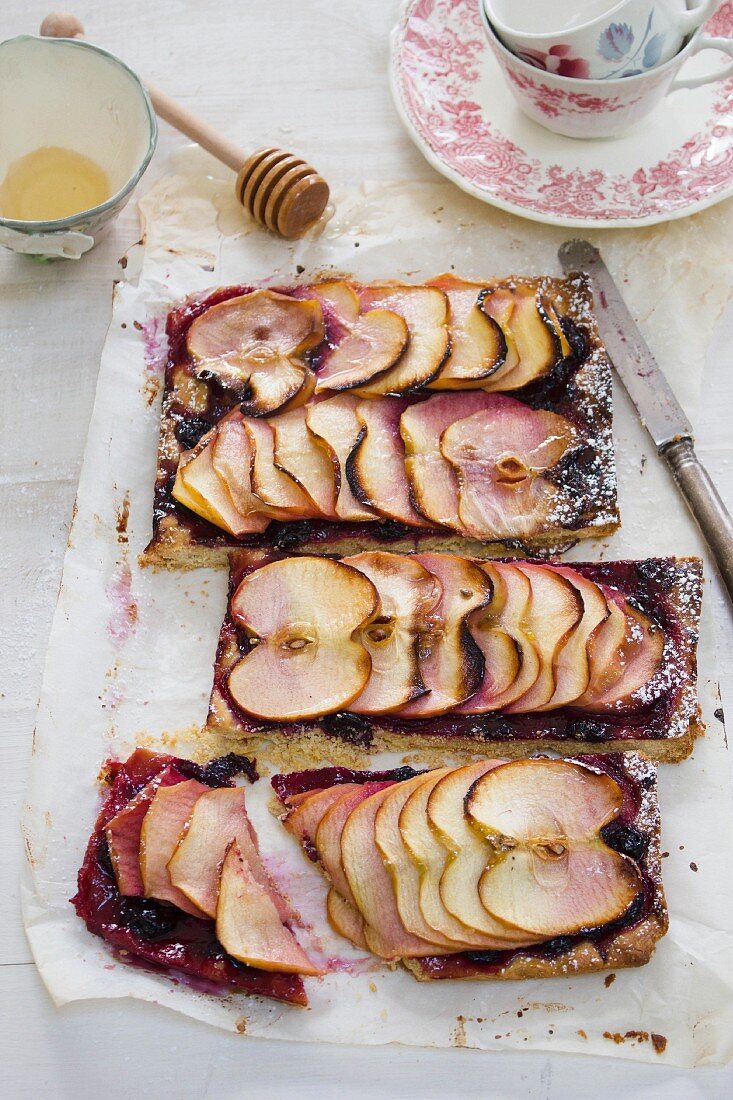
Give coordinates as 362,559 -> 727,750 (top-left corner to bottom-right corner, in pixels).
1,1 -> 732,1095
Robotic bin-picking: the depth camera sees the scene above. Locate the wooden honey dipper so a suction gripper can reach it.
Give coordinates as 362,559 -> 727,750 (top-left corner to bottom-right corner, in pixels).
40,13 -> 331,239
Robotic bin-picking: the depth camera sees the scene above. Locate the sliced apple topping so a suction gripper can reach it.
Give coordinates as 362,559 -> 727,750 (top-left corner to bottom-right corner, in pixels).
465,760 -> 642,936
310,281 -> 409,392
354,284 -> 449,396
344,552 -> 440,715
243,416 -> 320,520
348,398 -> 431,527
216,843 -> 321,975
315,781 -> 394,904
535,566 -> 610,711
173,425 -> 270,537
440,399 -> 574,540
395,553 -> 492,718
186,290 -> 324,413
105,768 -> 183,896
138,779 -> 210,917
576,590 -> 664,711
427,274 -> 506,389
306,395 -> 377,521
480,284 -> 560,392
270,406 -> 339,519
326,888 -> 368,949
228,557 -> 378,721
283,784 -> 361,850
400,392 -> 500,529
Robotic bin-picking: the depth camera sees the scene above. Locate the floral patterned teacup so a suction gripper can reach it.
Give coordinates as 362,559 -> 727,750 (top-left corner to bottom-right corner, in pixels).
479,1 -> 733,137
483,0 -> 720,80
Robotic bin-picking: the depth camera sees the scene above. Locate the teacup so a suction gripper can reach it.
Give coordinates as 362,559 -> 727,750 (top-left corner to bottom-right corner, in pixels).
479,1 -> 733,138
483,0 -> 721,80
0,35 -> 156,259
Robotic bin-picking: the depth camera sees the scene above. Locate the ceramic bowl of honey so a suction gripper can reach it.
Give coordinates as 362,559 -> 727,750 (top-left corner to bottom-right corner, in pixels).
0,34 -> 156,259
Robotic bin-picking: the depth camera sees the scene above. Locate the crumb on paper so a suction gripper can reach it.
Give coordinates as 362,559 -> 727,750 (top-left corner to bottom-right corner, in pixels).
452,1016 -> 467,1047
604,974 -> 616,988
235,1017 -> 247,1034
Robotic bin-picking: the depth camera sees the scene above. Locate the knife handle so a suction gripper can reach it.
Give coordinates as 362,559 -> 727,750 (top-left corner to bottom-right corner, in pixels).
663,438 -> 733,603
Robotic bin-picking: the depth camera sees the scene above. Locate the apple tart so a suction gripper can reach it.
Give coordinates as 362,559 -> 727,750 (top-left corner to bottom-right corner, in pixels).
272,754 -> 667,979
143,273 -> 618,567
208,552 -> 702,762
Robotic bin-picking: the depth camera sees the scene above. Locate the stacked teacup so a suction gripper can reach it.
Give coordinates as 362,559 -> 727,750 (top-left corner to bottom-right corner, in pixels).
479,1 -> 732,137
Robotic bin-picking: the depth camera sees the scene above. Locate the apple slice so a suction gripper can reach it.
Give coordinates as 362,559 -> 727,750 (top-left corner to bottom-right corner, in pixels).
242,416 -> 320,519
401,761 -> 536,947
466,760 -> 642,936
426,274 -> 506,388
168,786 -> 293,923
344,552 -> 440,714
270,407 -> 339,519
278,364 -> 317,413
105,767 -> 183,896
503,564 -> 582,712
139,779 -> 210,916
440,401 -> 574,540
326,888 -> 368,950
576,592 -> 664,711
340,784 -> 449,958
400,392 -> 503,529
306,395 -> 377,521
315,780 -> 394,903
535,567 -> 610,711
394,553 -> 492,718
187,289 -> 324,412
216,843 -> 321,975
228,557 -> 378,721
310,281 -> 409,392
283,784 -> 361,850
347,398 -> 431,527
284,788 -> 325,809
353,285 -> 449,396
480,285 -> 560,392
427,763 -> 542,943
173,432 -> 270,536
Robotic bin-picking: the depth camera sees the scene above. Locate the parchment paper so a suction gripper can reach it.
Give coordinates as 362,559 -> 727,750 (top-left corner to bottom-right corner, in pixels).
21,150 -> 733,1066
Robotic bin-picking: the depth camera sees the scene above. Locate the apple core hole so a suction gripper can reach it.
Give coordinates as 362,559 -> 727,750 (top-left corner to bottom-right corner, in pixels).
495,454 -> 530,485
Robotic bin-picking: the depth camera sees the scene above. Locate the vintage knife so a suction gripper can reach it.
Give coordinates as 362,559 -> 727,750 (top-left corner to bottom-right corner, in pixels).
559,239 -> 733,603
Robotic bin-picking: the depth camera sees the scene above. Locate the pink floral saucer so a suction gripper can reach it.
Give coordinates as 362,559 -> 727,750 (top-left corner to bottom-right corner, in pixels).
390,0 -> 733,227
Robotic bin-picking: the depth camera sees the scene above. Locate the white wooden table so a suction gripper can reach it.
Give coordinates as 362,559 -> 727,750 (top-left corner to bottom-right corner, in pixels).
2,2 -> 732,1095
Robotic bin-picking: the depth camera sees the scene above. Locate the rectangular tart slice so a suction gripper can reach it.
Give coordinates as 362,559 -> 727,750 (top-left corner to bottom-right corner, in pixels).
208,552 -> 702,763
271,754 -> 668,980
143,273 -> 618,568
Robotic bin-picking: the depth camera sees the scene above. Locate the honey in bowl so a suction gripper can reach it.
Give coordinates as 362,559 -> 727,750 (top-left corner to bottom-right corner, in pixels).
0,145 -> 111,222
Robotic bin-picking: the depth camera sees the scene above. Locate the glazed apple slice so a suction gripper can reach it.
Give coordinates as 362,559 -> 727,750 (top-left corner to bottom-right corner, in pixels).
344,552 -> 440,714
138,779 -> 210,916
270,407 -> 339,519
187,289 -> 324,412
340,784 -> 451,958
394,553 -> 492,718
400,392 -> 501,529
401,760 -> 536,948
427,764 -> 542,943
315,781 -> 395,904
105,767 -> 184,896
173,431 -> 270,536
535,567 -> 610,711
306,395 -> 377,521
283,784 -> 361,850
466,760 -> 642,936
326,888 -> 368,950
576,592 -> 664,711
503,563 -> 583,712
426,274 -> 506,388
228,557 -> 378,721
353,284 -> 449,395
310,281 -> 409,392
243,416 -> 320,520
440,400 -> 574,540
480,284 -> 560,392
347,398 -> 431,527
216,843 -> 321,975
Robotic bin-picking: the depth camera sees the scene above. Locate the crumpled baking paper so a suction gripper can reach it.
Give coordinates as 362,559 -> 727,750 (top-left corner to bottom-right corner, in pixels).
21,150 -> 733,1066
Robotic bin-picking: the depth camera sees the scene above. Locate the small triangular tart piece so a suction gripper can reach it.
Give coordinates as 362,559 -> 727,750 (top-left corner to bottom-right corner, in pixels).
139,779 -> 211,916
344,552 -> 440,715
187,289 -> 324,413
310,281 -> 409,392
105,767 -> 184,896
466,759 -> 642,937
216,843 -> 322,975
270,407 -> 339,519
354,284 -> 449,395
306,395 -> 378,521
228,557 -> 378,721
440,399 -> 574,540
480,284 -> 560,392
242,416 -> 320,519
427,274 -> 506,388
347,398 -> 431,527
394,553 -> 492,718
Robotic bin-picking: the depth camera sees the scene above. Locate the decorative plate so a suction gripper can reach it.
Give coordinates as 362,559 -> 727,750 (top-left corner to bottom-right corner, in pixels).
390,0 -> 733,228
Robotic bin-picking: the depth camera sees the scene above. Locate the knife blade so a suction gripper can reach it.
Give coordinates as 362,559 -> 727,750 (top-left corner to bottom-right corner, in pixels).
559,239 -> 733,603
